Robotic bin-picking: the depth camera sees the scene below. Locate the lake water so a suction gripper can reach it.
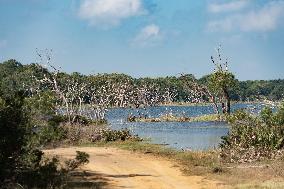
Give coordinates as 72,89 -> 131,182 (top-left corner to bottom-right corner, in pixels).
106,103 -> 264,150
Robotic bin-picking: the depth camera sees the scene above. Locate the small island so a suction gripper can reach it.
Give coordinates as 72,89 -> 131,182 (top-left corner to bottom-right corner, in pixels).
127,113 -> 224,122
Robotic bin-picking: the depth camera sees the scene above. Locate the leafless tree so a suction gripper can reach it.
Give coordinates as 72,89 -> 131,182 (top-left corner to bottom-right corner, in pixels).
34,49 -> 90,122
181,75 -> 220,114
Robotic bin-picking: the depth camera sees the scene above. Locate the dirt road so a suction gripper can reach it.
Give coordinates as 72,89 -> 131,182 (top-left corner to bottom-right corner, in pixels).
45,147 -> 223,189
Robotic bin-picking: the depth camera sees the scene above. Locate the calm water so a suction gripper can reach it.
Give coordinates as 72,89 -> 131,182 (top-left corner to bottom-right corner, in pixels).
106,104 -> 264,150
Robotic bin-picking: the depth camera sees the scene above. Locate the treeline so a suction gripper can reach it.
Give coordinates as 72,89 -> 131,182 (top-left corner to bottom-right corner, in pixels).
0,59 -> 283,103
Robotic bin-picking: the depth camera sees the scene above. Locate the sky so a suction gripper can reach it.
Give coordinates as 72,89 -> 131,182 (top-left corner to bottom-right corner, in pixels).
0,0 -> 284,80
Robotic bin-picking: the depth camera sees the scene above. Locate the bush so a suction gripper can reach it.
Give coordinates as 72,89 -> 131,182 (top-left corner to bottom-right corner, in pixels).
220,103 -> 284,163
97,128 -> 142,142
71,115 -> 107,126
25,114 -> 68,148
17,151 -> 90,189
65,151 -> 90,171
0,92 -> 28,183
62,121 -> 141,144
0,92 -> 90,188
30,114 -> 108,147
33,124 -> 67,147
16,156 -> 67,189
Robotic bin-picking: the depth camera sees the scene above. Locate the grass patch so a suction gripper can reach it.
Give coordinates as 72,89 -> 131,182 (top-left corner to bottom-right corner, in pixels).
232,181 -> 284,189
129,113 -> 225,123
191,114 -> 224,122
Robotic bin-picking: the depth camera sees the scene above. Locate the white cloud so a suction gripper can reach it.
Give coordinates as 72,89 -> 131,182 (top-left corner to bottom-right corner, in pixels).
240,2 -> 284,32
208,1 -> 284,32
78,0 -> 146,28
131,24 -> 163,47
208,1 -> 249,13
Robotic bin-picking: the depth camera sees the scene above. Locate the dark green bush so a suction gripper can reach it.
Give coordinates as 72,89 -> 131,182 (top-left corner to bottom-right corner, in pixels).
17,156 -> 67,189
48,115 -> 69,127
24,114 -> 68,148
0,92 -> 28,183
17,151 -> 90,189
75,151 -> 90,165
0,92 -> 90,188
65,151 -> 90,171
72,115 -> 107,125
34,124 -> 67,147
98,128 -> 142,142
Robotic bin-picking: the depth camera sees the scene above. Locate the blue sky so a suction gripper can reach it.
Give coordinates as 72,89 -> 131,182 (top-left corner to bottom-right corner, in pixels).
0,0 -> 284,80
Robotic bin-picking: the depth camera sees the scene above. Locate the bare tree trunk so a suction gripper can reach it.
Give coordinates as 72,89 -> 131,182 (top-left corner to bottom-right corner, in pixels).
79,97 -> 83,116
212,101 -> 219,115
224,89 -> 231,114
210,95 -> 219,114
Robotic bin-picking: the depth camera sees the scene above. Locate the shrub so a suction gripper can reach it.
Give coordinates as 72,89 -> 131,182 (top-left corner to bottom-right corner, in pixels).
16,156 -> 67,189
26,115 -> 68,148
220,103 -> 284,163
0,92 -> 90,188
65,151 -> 90,171
33,124 -> 67,147
62,121 -> 141,144
71,115 -> 107,126
97,128 -> 142,142
31,115 -> 107,147
0,92 -> 28,183
17,151 -> 90,189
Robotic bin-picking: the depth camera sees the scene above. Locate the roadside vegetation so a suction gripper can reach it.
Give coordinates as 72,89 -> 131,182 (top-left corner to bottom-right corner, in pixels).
0,92 -> 90,189
221,103 -> 284,163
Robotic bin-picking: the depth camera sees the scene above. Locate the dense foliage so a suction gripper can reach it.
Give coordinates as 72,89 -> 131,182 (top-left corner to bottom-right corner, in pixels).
220,103 -> 284,162
0,92 -> 29,183
0,91 -> 90,188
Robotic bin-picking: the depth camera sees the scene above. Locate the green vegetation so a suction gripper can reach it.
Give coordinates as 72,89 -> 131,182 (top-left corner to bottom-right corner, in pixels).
58,122 -> 140,145
128,113 -> 224,122
128,113 -> 190,122
220,102 -> 284,163
208,66 -> 237,114
191,114 -> 224,122
0,92 -> 90,188
96,128 -> 141,142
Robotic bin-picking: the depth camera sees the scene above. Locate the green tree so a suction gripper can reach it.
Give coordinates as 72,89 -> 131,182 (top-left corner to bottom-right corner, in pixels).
0,91 -> 29,183
208,46 -> 237,114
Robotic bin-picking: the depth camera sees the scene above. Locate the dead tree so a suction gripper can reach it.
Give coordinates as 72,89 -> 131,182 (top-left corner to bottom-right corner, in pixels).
34,49 -> 89,122
181,75 -> 220,114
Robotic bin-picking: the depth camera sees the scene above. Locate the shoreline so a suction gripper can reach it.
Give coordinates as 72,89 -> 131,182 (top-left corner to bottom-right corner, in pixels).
127,114 -> 226,123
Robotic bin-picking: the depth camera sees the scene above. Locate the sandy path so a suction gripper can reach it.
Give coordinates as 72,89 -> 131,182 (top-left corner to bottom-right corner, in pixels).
45,147 -> 223,189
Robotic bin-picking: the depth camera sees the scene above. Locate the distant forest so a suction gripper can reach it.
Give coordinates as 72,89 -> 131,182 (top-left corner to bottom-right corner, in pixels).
1,59 -> 283,102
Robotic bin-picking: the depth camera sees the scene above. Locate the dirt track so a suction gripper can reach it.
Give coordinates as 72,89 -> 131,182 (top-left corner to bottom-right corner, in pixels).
45,147 -> 223,189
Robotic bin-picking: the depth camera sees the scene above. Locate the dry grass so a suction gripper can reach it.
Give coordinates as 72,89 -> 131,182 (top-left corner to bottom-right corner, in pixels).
232,181 -> 284,189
